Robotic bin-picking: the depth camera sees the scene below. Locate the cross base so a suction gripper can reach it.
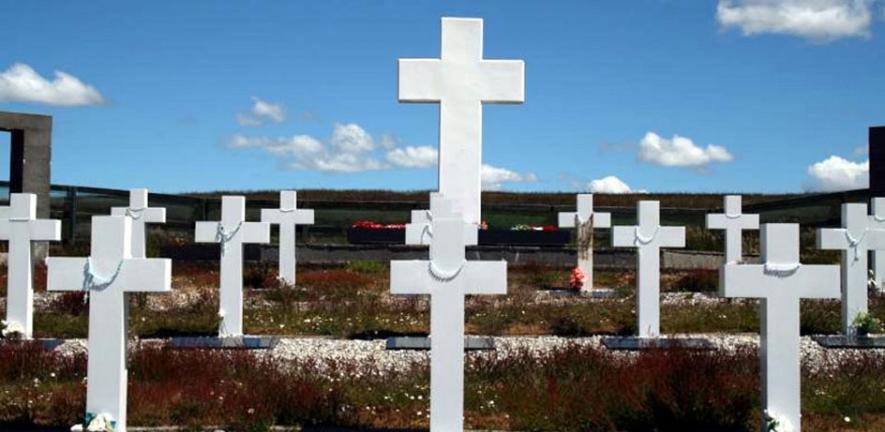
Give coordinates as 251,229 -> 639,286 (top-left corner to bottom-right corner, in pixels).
0,338 -> 66,350
812,334 -> 885,349
602,336 -> 715,351
167,335 -> 280,350
385,336 -> 496,351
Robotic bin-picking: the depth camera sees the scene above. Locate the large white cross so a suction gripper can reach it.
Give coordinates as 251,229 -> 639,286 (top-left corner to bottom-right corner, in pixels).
557,194 -> 611,291
260,191 -> 314,286
110,189 -> 166,259
817,203 -> 885,336
870,197 -> 885,292
705,195 -> 759,264
391,206 -> 506,432
612,201 -> 685,337
399,17 -> 524,226
48,216 -> 171,432
0,193 -> 60,339
195,196 -> 269,336
722,224 -> 839,432
405,192 -> 478,246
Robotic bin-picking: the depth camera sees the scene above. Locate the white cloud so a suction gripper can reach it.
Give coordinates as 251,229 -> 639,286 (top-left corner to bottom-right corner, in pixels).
638,132 -> 733,168
588,176 -> 642,194
331,122 -> 375,153
481,164 -> 537,191
379,133 -> 399,150
237,97 -> 287,126
386,145 -> 438,168
717,0 -> 873,41
805,155 -> 869,191
0,63 -> 104,106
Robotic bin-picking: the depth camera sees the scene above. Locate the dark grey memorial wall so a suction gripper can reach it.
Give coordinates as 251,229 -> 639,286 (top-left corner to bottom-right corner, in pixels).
0,111 -> 52,218
871,126 -> 885,197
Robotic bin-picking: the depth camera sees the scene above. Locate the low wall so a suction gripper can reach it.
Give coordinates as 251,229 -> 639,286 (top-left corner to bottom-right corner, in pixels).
160,244 -> 756,270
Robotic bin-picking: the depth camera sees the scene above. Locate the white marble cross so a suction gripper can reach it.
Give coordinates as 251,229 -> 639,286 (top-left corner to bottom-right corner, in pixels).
391,206 -> 507,432
722,224 -> 839,432
260,191 -> 314,286
405,192 -> 478,246
817,203 -> 885,336
612,201 -> 685,337
399,17 -> 524,226
558,194 -> 611,291
705,195 -> 759,264
48,216 -> 171,432
870,198 -> 885,292
195,196 -> 269,336
0,194 -> 60,339
111,189 -> 166,259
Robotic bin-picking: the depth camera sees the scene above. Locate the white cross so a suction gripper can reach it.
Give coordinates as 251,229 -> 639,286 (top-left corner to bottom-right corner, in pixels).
612,201 -> 685,337
817,203 -> 885,336
705,195 -> 759,264
0,193 -> 60,339
870,197 -> 885,293
391,206 -> 506,432
195,196 -> 269,336
722,224 -> 839,432
557,194 -> 611,291
405,192 -> 478,246
260,191 -> 314,286
399,17 -> 524,226
47,216 -> 171,432
110,189 -> 166,259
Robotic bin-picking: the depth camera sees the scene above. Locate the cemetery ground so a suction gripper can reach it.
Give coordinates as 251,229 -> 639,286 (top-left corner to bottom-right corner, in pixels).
1,259 -> 885,430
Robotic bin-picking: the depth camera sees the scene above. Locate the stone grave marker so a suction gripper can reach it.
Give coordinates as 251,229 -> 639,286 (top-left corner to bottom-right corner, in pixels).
722,223 -> 839,432
111,188 -> 166,258
48,216 -> 171,432
399,17 -> 524,227
390,202 -> 507,432
705,195 -> 759,264
611,201 -> 685,338
260,190 -> 314,285
817,203 -> 885,339
0,193 -> 60,339
558,193 -> 611,293
406,192 -> 478,246
195,196 -> 269,338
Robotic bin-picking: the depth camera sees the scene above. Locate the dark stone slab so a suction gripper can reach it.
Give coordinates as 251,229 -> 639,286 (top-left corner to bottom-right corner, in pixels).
386,336 -> 496,351
479,229 -> 570,247
870,126 -> 885,196
813,335 -> 885,349
602,336 -> 715,351
0,338 -> 65,350
167,335 -> 280,349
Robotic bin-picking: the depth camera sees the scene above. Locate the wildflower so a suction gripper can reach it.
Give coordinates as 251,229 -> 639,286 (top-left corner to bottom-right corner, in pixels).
568,267 -> 586,291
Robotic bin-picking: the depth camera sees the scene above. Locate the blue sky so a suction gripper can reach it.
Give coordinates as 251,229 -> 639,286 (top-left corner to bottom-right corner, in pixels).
0,0 -> 881,194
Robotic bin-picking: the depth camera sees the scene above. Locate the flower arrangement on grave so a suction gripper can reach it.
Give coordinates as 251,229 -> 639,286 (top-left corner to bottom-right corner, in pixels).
351,220 -> 407,230
852,311 -> 882,336
509,224 -> 557,231
568,267 -> 586,291
71,412 -> 116,432
0,319 -> 23,339
763,409 -> 794,432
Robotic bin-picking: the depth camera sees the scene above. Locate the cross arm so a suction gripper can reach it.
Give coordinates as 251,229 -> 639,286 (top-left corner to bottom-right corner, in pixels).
195,222 -> 221,243
0,220 -> 9,240
863,229 -> 885,250
660,227 -> 686,248
611,226 -> 637,247
398,59 -> 441,102
720,264 -> 767,299
557,212 -> 577,228
706,214 -> 727,230
462,261 -> 507,295
816,227 -> 848,250
30,219 -> 61,241
795,264 -> 840,299
479,60 -> 525,103
241,222 -> 270,244
117,258 -> 172,293
46,257 -> 89,292
390,261 -> 433,295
